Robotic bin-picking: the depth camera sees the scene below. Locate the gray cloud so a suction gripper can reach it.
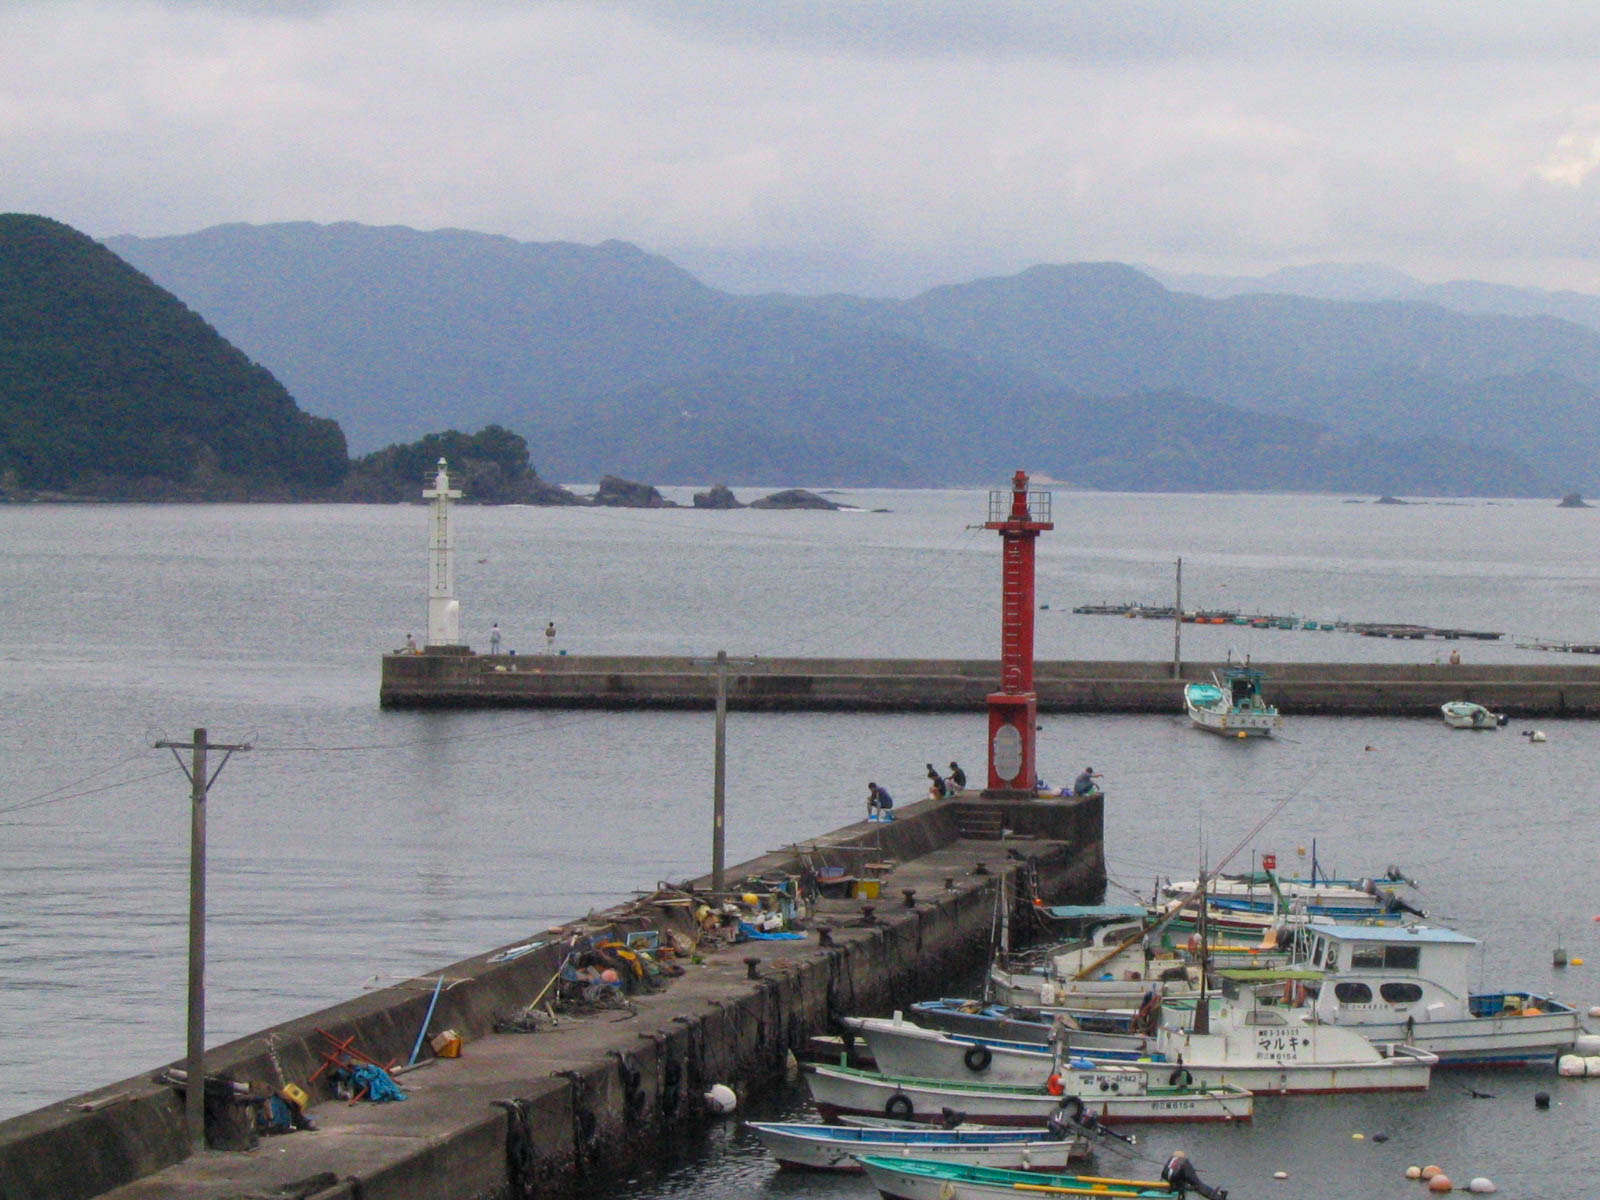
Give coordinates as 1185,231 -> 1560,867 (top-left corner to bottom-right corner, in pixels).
4,1 -> 1600,295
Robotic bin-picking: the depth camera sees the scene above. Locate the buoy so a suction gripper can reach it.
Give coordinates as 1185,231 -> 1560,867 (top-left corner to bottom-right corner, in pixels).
1373,1133 -> 1389,1142
1583,1055 -> 1600,1076
1236,731 -> 1247,739
1428,1174 -> 1453,1192
1352,1132 -> 1365,1140
1535,1091 -> 1551,1109
704,1083 -> 737,1114
600,968 -> 620,984
1573,957 -> 1585,966
1531,730 -> 1547,742
1406,1166 -> 1423,1179
1554,945 -> 1568,967
1273,1170 -> 1288,1179
1576,1034 -> 1600,1055
1422,1165 -> 1442,1179
1590,1004 -> 1600,1017
1557,1054 -> 1585,1076
1467,1179 -> 1497,1194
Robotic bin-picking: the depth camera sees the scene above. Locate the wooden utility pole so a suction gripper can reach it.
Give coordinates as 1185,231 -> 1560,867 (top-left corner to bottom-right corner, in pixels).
1172,557 -> 1183,678
713,650 -> 728,893
154,728 -> 251,1153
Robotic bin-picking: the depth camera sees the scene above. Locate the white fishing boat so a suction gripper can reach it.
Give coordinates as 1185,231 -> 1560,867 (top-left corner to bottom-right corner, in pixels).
1441,700 -> 1507,729
801,1062 -> 1254,1126
1295,924 -> 1584,1065
849,990 -> 1436,1095
1184,662 -> 1281,737
746,1120 -> 1087,1172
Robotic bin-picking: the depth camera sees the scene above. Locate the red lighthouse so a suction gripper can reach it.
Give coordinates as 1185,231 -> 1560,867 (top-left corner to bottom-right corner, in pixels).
983,470 -> 1053,796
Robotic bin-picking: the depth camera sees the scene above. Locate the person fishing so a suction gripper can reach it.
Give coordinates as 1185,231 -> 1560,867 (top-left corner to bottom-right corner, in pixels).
925,763 -> 948,798
1161,1150 -> 1228,1199
866,781 -> 894,822
1073,766 -> 1101,796
948,761 -> 967,790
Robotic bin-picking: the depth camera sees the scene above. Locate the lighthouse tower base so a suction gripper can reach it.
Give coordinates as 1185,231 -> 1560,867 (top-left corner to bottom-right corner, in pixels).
983,690 -> 1039,798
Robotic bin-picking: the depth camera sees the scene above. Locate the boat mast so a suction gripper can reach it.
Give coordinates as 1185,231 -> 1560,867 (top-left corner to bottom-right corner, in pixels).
1193,861 -> 1211,1035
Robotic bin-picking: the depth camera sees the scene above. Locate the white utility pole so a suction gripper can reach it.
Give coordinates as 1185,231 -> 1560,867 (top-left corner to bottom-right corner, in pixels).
423,458 -> 462,647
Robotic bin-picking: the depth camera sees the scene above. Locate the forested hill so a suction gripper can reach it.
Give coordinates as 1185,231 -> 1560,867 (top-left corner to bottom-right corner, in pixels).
0,214 -> 346,499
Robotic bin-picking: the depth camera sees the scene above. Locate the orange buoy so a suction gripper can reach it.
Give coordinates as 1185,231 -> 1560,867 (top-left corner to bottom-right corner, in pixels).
1428,1174 -> 1454,1192
1046,1073 -> 1064,1096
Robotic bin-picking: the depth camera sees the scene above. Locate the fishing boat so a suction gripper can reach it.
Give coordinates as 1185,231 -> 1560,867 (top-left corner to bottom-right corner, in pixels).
1441,700 -> 1507,729
849,988 -> 1436,1095
1293,924 -> 1584,1065
856,1156 -> 1186,1200
1183,662 -> 1281,737
908,998 -> 1144,1044
746,1120 -> 1088,1172
801,1062 -> 1254,1126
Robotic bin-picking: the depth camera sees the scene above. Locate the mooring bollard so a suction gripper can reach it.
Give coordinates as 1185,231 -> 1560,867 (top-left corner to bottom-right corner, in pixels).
973,861 -> 989,875
818,926 -> 834,947
944,876 -> 956,890
860,905 -> 877,925
744,957 -> 761,980
902,888 -> 917,909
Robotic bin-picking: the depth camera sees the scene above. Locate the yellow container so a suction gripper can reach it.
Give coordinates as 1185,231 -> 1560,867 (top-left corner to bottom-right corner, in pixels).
431,1029 -> 462,1058
279,1083 -> 310,1111
854,879 -> 881,900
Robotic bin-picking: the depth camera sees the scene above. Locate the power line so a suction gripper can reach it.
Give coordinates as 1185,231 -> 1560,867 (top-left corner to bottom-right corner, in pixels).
0,764 -> 181,818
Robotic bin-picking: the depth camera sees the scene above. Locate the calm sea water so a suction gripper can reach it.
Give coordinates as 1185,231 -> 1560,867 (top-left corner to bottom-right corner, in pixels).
4,489 -> 1599,1199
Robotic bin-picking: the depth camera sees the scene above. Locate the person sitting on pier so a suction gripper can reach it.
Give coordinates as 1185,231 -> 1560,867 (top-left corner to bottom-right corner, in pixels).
867,781 -> 894,822
948,761 -> 967,791
925,763 -> 948,799
1073,766 -> 1101,796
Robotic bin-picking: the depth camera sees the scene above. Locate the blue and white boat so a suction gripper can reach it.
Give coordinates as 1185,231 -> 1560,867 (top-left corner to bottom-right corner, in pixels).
1296,924 -> 1585,1065
746,1119 -> 1087,1172
1184,663 -> 1281,737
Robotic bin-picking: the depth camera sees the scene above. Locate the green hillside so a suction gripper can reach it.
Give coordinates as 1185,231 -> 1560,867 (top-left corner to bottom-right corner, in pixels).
0,214 -> 346,498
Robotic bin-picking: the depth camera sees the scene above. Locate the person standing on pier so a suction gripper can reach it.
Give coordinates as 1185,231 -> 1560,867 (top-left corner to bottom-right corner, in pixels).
867,781 -> 894,821
948,761 -> 967,791
545,620 -> 557,653
490,623 -> 502,653
403,633 -> 418,654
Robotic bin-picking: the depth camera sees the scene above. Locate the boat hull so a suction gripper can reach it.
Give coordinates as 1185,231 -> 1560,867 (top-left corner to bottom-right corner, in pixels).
802,1064 -> 1253,1126
747,1122 -> 1085,1172
1329,1010 -> 1582,1065
855,1016 -> 1433,1095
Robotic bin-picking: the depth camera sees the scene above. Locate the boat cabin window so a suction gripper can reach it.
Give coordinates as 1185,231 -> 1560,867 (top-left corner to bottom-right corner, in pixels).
1244,1006 -> 1287,1026
1349,944 -> 1422,971
1380,982 -> 1424,1004
1334,982 -> 1373,1004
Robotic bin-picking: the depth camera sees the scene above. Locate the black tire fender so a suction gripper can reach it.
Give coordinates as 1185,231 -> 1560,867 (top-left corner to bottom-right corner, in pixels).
1059,1095 -> 1085,1120
1168,1068 -> 1194,1088
963,1044 -> 993,1073
885,1093 -> 914,1118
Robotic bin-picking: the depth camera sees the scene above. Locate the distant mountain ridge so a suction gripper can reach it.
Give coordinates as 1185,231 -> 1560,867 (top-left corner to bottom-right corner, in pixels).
98,221 -> 1600,496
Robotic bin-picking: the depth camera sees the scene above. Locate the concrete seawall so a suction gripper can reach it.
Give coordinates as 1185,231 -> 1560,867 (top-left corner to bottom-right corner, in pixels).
0,794 -> 1103,1200
382,653 -> 1600,717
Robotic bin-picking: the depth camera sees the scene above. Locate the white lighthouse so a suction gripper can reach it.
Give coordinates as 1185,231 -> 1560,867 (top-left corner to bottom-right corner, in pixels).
423,458 -> 463,647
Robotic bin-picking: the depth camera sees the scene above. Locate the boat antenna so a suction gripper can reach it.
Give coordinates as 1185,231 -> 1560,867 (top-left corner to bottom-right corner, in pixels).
1075,765 -> 1325,981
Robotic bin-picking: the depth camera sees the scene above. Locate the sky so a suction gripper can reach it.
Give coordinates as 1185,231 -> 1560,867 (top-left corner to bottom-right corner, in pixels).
6,0 -> 1600,296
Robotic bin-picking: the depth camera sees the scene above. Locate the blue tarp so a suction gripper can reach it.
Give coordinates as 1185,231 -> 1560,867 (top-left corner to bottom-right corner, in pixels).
738,921 -> 805,941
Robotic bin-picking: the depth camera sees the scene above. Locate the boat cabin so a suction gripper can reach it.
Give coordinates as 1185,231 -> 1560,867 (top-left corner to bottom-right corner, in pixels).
1299,924 -> 1479,1023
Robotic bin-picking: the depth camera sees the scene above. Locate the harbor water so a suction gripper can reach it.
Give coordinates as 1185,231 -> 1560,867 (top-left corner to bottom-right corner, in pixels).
4,489 -> 1600,1198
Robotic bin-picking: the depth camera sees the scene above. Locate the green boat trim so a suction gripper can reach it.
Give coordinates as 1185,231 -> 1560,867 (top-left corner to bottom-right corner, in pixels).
855,1155 -> 1172,1197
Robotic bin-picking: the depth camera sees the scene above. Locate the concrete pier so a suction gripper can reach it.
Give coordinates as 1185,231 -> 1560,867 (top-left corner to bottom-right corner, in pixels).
381,653 -> 1600,717
0,794 -> 1103,1200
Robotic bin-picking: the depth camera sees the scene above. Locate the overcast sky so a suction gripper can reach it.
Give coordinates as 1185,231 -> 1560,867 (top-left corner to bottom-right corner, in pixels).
6,0 -> 1600,296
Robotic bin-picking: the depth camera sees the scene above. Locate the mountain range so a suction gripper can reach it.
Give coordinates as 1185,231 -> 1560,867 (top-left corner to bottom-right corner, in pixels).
77,222 -> 1600,496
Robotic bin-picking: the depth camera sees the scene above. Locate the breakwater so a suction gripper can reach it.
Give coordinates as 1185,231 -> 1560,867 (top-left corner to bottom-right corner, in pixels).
0,794 -> 1103,1200
381,653 -> 1600,717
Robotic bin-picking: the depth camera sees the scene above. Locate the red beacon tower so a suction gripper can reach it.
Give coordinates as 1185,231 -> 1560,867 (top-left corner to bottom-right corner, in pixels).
983,470 -> 1053,796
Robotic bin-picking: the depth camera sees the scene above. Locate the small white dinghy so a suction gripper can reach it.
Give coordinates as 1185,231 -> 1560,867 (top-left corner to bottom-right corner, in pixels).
1441,701 -> 1507,729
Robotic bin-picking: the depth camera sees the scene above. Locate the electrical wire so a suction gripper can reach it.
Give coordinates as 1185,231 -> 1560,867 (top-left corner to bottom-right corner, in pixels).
0,765 -> 182,818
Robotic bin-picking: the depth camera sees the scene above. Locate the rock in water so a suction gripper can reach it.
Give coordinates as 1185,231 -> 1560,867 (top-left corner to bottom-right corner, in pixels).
593,476 -> 675,507
749,488 -> 841,510
692,483 -> 744,509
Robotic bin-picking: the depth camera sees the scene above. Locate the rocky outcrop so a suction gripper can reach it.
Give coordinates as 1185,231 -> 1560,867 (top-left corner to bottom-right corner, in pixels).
1558,492 -> 1591,508
592,475 -> 675,507
692,483 -> 744,509
748,488 -> 841,510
